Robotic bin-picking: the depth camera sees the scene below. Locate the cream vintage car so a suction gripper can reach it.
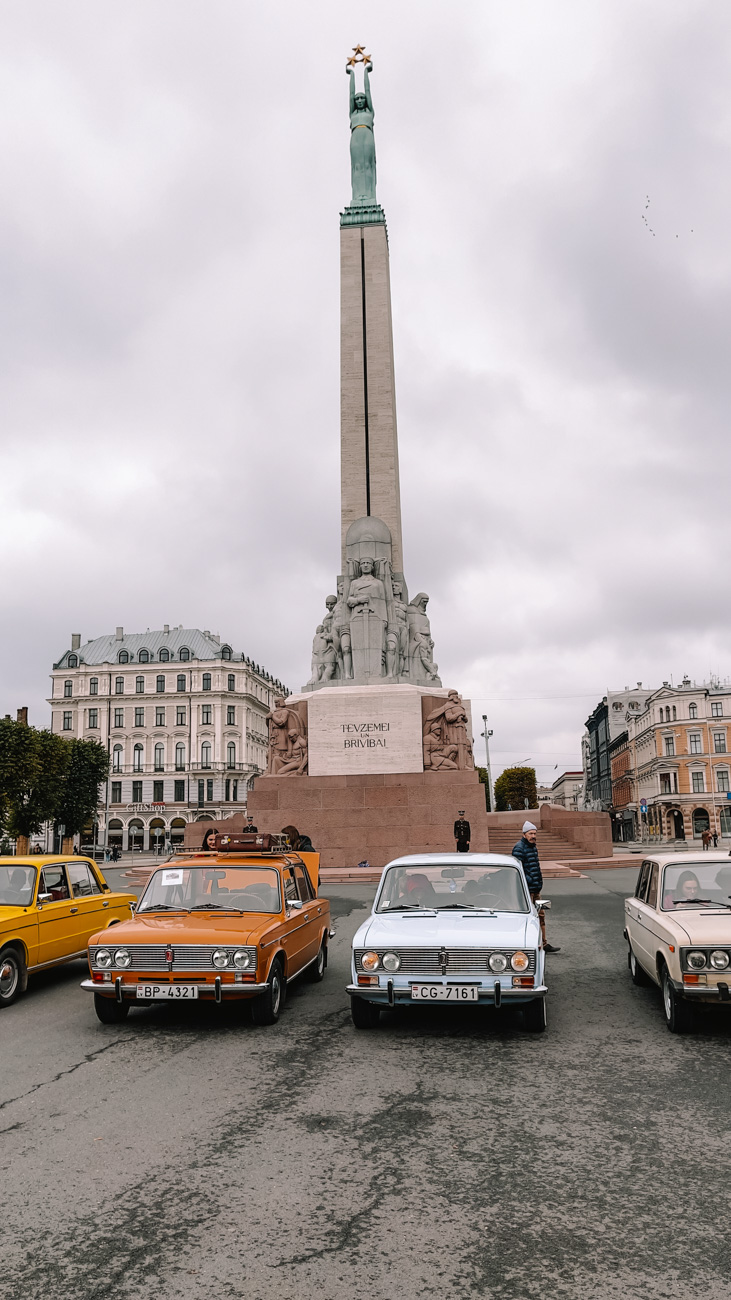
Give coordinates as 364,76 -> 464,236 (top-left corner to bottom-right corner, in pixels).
624,851 -> 731,1032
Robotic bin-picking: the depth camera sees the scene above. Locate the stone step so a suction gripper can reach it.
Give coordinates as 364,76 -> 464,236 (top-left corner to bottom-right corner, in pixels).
486,829 -> 598,860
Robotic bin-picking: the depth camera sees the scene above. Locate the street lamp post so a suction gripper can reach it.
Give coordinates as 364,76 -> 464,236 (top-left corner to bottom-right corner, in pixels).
480,715 -> 494,812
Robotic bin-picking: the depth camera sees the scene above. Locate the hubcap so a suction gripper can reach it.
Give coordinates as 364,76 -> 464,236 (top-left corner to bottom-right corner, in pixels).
272,974 -> 281,1014
0,958 -> 18,999
630,951 -> 636,974
663,977 -> 672,1019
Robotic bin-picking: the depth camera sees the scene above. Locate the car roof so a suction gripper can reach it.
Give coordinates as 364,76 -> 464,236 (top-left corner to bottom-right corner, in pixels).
382,853 -> 520,869
0,855 -> 94,866
639,851 -> 731,867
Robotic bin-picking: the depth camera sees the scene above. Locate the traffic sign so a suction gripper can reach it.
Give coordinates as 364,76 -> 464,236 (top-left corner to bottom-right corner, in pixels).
640,799 -> 647,810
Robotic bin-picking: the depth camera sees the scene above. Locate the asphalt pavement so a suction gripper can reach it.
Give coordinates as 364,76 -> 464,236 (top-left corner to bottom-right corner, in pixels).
4,871 -> 731,1300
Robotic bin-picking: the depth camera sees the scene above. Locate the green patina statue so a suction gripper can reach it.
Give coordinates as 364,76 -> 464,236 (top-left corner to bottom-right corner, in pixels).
347,59 -> 376,206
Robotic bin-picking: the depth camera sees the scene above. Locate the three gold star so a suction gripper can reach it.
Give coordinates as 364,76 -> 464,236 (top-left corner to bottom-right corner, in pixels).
346,44 -> 371,67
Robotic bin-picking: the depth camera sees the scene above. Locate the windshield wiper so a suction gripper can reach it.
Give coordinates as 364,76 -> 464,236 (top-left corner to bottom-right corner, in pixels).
383,904 -> 435,912
673,898 -> 731,910
189,903 -> 243,912
138,904 -> 190,913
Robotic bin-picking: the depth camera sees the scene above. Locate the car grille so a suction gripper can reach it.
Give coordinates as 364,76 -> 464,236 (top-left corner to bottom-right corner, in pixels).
89,945 -> 232,971
354,948 -> 536,974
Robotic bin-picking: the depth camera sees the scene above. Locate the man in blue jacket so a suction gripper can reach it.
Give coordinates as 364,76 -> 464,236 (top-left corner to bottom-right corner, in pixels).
512,821 -> 560,952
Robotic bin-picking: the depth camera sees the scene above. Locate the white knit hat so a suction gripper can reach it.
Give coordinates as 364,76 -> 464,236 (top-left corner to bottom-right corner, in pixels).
522,821 -> 537,832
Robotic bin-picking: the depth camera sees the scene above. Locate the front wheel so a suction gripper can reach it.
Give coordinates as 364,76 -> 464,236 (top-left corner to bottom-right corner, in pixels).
94,993 -> 130,1024
251,960 -> 284,1025
629,945 -> 651,986
662,967 -> 693,1034
0,947 -> 25,1009
522,997 -> 547,1033
350,995 -> 381,1029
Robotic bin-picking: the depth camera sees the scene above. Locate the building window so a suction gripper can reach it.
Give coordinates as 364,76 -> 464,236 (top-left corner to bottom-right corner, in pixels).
153,779 -> 164,802
68,654 -> 78,668
222,645 -> 232,660
232,780 -> 238,801
689,734 -> 702,755
714,733 -> 727,754
118,650 -> 129,664
111,782 -> 122,804
63,711 -> 72,731
689,703 -> 698,719
228,673 -> 235,692
660,773 -> 672,794
112,745 -> 122,772
227,742 -> 236,768
179,647 -> 190,662
225,778 -> 231,801
154,743 -> 164,771
206,779 -> 214,802
197,780 -> 204,806
202,673 -> 211,691
90,677 -> 98,695
712,702 -> 723,717
176,706 -> 186,726
88,709 -> 98,729
155,707 -> 165,727
134,707 -> 144,728
717,770 -> 730,793
664,736 -> 675,756
201,742 -> 211,769
174,779 -> 185,801
159,647 -> 170,662
113,708 -> 123,728
177,674 -> 186,692
175,742 -> 186,770
133,744 -> 143,772
156,675 -> 165,693
672,706 -> 677,721
139,649 -> 149,663
692,771 -> 704,793
132,780 -> 143,803
134,676 -> 143,694
227,705 -> 235,725
64,680 -> 73,698
202,704 -> 212,725
115,676 -> 124,694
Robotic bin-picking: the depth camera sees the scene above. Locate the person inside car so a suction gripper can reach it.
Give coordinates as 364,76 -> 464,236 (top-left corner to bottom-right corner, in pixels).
672,871 -> 701,905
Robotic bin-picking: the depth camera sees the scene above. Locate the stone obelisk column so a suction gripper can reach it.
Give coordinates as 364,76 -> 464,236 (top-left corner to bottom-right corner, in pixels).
340,57 -> 404,582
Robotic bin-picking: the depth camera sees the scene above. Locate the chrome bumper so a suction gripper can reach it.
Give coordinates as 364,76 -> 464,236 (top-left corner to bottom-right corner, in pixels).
674,980 -> 731,1002
346,982 -> 547,1006
81,978 -> 268,1000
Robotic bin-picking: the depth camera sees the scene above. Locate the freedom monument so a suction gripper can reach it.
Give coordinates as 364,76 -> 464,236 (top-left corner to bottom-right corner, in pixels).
249,50 -> 489,866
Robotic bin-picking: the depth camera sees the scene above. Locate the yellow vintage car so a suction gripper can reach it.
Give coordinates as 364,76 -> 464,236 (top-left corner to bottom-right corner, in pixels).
0,855 -> 136,1008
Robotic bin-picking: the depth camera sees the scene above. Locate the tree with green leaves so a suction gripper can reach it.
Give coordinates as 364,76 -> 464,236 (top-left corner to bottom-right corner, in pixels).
3,725 -> 70,851
55,739 -> 110,844
476,766 -> 492,811
494,766 -> 537,813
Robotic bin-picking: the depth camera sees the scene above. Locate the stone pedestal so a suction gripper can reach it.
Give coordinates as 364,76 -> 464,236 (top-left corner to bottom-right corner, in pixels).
248,769 -> 490,871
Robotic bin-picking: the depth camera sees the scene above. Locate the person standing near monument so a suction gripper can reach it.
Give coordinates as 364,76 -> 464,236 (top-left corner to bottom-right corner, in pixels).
511,822 -> 560,952
454,811 -> 471,853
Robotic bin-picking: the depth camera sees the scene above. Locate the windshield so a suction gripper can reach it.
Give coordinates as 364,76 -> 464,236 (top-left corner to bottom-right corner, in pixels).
138,865 -> 282,914
661,862 -> 731,910
0,865 -> 37,907
375,863 -> 530,914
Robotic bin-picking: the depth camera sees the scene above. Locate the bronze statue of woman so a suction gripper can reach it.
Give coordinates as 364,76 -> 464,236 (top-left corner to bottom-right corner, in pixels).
347,61 -> 376,205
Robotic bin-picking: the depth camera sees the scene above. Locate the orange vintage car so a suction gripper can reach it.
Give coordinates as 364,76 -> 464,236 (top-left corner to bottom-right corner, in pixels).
82,837 -> 330,1025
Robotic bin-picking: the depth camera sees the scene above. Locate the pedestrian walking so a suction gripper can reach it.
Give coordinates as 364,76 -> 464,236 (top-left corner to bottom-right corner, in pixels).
712,829 -> 719,848
702,828 -> 711,851
453,810 -> 471,853
512,821 -> 560,952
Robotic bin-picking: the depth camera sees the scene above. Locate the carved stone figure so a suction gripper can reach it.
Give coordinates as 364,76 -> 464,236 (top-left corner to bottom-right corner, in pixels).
266,697 -> 306,775
408,593 -> 440,683
386,579 -> 410,678
311,624 -> 337,684
423,720 -> 459,770
332,580 -> 353,679
277,730 -> 308,776
423,691 -> 473,770
346,59 -> 376,206
347,557 -> 388,679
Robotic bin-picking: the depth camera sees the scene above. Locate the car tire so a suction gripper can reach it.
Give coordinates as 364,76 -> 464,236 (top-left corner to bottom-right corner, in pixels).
251,959 -> 284,1026
93,993 -> 130,1024
522,997 -> 547,1033
661,965 -> 693,1034
628,945 -> 651,986
0,946 -> 26,1009
350,995 -> 381,1029
306,939 -> 327,983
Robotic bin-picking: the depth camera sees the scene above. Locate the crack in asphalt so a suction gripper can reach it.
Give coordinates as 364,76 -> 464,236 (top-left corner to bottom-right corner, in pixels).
0,1036 -> 131,1112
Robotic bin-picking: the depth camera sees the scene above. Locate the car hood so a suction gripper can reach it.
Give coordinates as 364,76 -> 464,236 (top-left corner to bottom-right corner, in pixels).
666,912 -> 731,945
355,912 -> 535,949
88,912 -> 281,948
0,904 -> 35,926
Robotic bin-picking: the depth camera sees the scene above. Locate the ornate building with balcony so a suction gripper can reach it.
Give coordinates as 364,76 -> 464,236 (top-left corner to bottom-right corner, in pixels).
49,626 -> 288,852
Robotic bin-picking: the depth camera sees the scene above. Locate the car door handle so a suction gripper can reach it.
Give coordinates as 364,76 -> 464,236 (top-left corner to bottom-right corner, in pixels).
70,907 -> 78,914
303,913 -> 309,921
102,901 -> 109,907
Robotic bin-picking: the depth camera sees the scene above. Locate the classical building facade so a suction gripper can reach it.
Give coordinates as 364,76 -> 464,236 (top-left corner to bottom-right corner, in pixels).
550,770 -> 584,810
583,685 -> 655,809
49,627 -> 288,852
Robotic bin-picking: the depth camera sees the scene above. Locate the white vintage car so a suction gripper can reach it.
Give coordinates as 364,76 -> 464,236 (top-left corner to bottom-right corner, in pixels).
624,851 -> 731,1032
347,853 -> 548,1031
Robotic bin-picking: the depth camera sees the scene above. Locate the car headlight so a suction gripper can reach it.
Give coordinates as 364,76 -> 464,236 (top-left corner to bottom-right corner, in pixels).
361,951 -> 380,972
95,949 -> 112,969
511,951 -> 530,972
233,949 -> 253,969
488,953 -> 508,973
212,950 -> 230,969
382,952 -> 400,972
114,949 -> 132,969
687,951 -> 707,970
710,950 -> 729,970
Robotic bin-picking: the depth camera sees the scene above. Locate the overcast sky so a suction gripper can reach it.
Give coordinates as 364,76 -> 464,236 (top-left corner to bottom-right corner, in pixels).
2,1 -> 730,784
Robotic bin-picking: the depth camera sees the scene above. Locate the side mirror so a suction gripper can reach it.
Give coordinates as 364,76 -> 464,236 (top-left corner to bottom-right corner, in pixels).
536,899 -> 551,911
129,901 -> 137,912
288,899 -> 303,911
37,893 -> 53,905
